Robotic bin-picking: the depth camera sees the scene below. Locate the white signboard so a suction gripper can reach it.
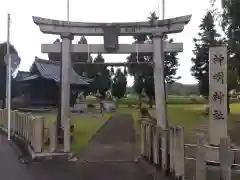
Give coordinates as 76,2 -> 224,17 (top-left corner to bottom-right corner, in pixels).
209,47 -> 228,145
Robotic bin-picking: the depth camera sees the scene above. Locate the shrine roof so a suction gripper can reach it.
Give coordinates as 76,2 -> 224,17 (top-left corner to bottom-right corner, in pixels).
19,57 -> 91,85
15,71 -> 30,81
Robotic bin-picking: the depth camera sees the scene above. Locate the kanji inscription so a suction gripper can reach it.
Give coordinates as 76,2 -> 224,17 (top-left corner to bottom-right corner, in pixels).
212,54 -> 224,65
212,72 -> 224,84
209,47 -> 228,145
212,109 -> 224,120
212,91 -> 224,104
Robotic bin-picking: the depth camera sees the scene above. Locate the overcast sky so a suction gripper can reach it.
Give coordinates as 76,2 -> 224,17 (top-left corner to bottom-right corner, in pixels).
0,0 -> 222,86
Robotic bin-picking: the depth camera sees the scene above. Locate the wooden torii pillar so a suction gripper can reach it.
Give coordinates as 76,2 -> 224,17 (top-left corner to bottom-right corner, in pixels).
33,15 -> 191,170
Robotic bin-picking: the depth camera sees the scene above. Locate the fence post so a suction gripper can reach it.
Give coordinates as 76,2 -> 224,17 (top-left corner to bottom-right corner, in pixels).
196,133 -> 206,180
169,127 -> 175,175
33,116 -> 44,153
140,122 -> 146,157
49,121 -> 57,152
174,126 -> 185,179
19,112 -> 23,135
153,125 -> 160,165
219,137 -> 233,180
161,128 -> 167,173
11,111 -> 16,133
27,113 -> 33,142
24,113 -> 28,140
16,111 -> 20,134
146,124 -> 151,161
3,109 -> 7,128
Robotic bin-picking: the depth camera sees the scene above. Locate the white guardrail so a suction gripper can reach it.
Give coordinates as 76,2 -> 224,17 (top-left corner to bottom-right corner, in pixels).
0,109 -> 44,153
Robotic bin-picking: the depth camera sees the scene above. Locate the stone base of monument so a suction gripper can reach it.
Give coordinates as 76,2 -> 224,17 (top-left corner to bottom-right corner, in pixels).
72,102 -> 87,113
103,101 -> 116,112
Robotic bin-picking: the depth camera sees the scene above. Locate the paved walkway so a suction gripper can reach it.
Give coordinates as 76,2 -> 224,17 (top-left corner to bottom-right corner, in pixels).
0,114 -> 153,180
79,114 -> 138,162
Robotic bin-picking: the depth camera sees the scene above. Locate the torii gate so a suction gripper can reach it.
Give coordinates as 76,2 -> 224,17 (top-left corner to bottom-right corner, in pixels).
33,15 -> 191,168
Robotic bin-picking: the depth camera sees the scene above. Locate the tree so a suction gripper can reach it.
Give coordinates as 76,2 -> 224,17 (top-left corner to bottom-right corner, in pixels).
73,36 -> 92,77
191,11 -> 222,97
91,53 -> 111,99
112,69 -> 127,102
127,11 -> 180,107
144,76 -> 155,108
0,42 -> 20,108
221,0 -> 240,84
133,75 -> 145,107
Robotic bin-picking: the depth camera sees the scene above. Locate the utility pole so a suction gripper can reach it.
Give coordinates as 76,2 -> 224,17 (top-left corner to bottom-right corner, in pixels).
67,0 -> 78,43
67,0 -> 70,21
6,14 -> 11,141
162,0 -> 165,19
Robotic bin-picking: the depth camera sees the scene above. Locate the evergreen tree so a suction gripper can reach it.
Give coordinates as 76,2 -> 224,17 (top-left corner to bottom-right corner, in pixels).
191,11 -> 222,97
133,75 -> 145,107
112,68 -> 127,101
127,11 -> 180,107
221,0 -> 240,85
0,42 -> 20,108
91,53 -> 111,98
73,36 -> 90,76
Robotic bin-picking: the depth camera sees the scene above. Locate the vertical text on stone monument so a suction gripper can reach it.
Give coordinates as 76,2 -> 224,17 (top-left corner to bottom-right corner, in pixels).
212,72 -> 224,84
212,54 -> 225,65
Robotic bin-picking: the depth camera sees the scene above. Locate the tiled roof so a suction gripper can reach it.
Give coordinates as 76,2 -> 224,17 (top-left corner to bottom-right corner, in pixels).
20,58 -> 91,85
15,71 -> 30,81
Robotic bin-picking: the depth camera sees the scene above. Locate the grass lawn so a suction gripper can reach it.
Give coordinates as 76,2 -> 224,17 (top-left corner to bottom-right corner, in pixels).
131,104 -> 240,144
71,114 -> 111,152
35,112 -> 112,153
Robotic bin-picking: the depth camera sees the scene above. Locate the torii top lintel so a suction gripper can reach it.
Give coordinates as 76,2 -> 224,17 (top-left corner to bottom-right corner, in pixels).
32,15 -> 191,36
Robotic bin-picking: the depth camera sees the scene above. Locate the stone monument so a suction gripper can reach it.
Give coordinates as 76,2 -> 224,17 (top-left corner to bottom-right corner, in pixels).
103,90 -> 116,112
207,46 -> 229,162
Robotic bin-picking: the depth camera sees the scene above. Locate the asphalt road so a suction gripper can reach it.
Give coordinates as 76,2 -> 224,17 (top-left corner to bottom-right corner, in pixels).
0,114 -> 153,180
